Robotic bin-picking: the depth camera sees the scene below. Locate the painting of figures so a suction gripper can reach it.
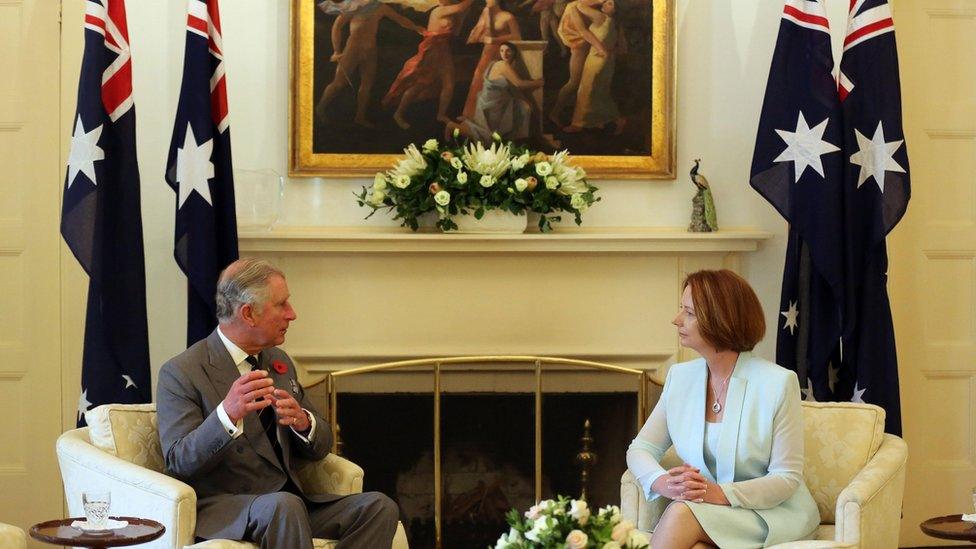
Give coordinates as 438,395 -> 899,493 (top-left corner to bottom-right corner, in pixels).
290,0 -> 673,178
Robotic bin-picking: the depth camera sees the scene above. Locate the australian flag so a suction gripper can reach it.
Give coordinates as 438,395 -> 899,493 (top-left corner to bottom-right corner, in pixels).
62,0 -> 151,426
751,0 -> 909,434
165,0 -> 239,347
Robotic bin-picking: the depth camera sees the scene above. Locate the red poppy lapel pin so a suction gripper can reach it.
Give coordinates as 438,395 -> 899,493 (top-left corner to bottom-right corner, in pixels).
272,360 -> 288,374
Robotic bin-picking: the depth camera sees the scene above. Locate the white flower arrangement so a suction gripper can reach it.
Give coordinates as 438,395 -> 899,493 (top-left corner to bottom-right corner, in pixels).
496,497 -> 649,549
357,135 -> 600,232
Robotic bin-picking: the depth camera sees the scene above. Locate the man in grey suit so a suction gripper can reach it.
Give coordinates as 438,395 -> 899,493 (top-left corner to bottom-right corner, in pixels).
157,258 -> 398,548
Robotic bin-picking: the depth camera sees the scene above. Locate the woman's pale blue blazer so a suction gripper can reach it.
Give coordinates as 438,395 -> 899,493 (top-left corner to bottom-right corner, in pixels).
627,352 -> 820,547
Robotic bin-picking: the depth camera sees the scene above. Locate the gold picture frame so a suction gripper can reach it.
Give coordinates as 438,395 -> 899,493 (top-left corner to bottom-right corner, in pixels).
290,0 -> 674,179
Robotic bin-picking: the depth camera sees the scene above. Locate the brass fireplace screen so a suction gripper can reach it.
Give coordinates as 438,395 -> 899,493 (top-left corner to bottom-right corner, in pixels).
318,355 -> 655,549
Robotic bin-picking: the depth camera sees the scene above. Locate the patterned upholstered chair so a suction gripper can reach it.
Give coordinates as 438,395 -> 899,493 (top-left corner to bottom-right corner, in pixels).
0,522 -> 26,549
56,403 -> 408,549
620,401 -> 907,548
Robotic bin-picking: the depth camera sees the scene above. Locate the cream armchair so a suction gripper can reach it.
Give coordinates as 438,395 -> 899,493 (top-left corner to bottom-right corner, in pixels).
621,401 -> 907,548
56,403 -> 408,549
0,522 -> 25,549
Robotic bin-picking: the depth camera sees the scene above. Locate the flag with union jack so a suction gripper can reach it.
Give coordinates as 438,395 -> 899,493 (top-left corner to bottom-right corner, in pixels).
61,0 -> 151,426
751,0 -> 909,434
164,0 -> 239,347
837,0 -> 909,435
750,0 -> 846,411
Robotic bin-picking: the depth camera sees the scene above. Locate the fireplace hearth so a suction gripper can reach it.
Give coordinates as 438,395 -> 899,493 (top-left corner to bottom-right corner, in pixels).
333,393 -> 637,548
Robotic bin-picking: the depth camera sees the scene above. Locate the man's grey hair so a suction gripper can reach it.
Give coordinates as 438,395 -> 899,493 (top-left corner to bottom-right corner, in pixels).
215,258 -> 285,322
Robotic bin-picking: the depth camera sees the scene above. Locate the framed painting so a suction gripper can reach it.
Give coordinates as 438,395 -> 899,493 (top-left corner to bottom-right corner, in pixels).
290,0 -> 674,179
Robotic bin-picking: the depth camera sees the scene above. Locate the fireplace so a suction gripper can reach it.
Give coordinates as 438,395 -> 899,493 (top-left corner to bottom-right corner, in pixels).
332,392 -> 638,548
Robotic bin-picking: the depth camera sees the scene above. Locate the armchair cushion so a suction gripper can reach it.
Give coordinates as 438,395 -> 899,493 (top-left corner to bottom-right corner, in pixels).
85,403 -> 165,473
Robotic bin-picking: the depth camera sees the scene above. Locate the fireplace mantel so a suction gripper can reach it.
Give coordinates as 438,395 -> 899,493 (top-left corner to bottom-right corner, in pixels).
239,227 -> 772,255
240,226 -> 772,378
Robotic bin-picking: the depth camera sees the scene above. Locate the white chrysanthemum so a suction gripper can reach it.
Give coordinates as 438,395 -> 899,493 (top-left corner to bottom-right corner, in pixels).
550,150 -> 589,195
463,141 -> 512,179
390,143 -> 427,179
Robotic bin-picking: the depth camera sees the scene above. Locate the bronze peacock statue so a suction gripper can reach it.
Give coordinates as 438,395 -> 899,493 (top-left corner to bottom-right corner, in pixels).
688,159 -> 718,232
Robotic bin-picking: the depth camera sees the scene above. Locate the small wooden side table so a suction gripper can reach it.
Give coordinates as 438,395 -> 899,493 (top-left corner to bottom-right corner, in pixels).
29,516 -> 165,549
919,514 -> 976,543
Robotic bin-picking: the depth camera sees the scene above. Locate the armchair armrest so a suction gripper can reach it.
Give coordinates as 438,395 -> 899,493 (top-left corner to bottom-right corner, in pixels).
57,428 -> 198,548
295,453 -> 364,497
621,469 -> 670,533
0,522 -> 26,549
833,434 -> 908,548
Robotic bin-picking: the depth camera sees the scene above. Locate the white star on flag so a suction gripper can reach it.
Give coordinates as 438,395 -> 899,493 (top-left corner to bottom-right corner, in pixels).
175,123 -> 215,208
801,378 -> 817,402
781,300 -> 799,335
67,116 -> 104,189
849,121 -> 905,193
122,374 -> 137,389
774,111 -> 840,182
77,389 -> 92,422
851,382 -> 866,403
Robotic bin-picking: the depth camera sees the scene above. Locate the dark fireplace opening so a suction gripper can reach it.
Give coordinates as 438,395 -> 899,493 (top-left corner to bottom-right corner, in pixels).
334,392 -> 637,549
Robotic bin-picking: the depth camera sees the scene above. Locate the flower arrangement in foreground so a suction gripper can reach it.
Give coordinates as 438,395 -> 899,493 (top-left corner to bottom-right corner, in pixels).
494,497 -> 649,549
357,134 -> 600,232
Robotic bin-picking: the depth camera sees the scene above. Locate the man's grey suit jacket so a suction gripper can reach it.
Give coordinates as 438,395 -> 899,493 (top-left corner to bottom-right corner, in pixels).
156,329 -> 339,541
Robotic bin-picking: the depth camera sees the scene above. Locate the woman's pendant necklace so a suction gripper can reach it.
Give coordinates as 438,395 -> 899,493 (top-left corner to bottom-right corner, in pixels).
709,371 -> 732,414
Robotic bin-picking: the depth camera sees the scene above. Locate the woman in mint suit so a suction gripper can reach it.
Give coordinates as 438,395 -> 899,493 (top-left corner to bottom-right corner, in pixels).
627,270 -> 819,548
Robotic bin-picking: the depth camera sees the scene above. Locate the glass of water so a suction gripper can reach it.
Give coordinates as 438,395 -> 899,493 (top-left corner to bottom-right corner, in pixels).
82,491 -> 111,529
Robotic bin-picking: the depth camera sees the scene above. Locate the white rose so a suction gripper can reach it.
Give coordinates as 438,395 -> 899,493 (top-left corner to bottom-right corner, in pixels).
611,519 -> 635,544
565,529 -> 588,549
626,529 -> 649,548
514,178 -> 528,192
600,505 -> 621,523
368,189 -> 386,206
457,171 -> 468,184
571,193 -> 587,210
479,174 -> 496,187
510,157 -> 525,170
569,499 -> 590,525
423,138 -> 439,152
372,173 -> 387,190
545,176 -> 560,190
601,543 -> 622,549
451,157 -> 463,169
492,131 -> 502,141
525,516 -> 551,542
393,174 -> 411,188
453,127 -> 461,138
535,161 -> 553,176
519,152 -> 531,164
434,190 -> 451,206
524,503 -> 544,520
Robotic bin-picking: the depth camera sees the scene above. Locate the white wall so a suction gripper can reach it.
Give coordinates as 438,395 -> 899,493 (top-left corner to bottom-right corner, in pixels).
63,0 -> 861,377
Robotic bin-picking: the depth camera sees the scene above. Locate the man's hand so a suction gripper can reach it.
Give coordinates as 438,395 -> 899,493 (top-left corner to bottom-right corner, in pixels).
270,389 -> 311,432
222,370 -> 275,424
